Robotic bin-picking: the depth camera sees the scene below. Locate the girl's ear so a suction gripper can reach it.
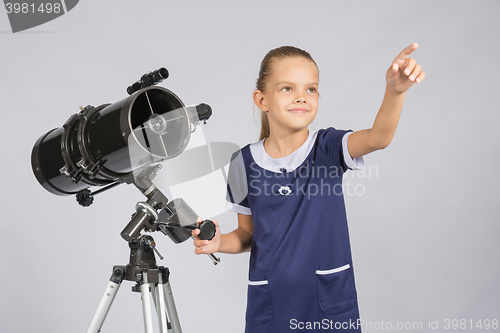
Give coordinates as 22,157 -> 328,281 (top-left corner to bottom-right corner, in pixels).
253,90 -> 268,112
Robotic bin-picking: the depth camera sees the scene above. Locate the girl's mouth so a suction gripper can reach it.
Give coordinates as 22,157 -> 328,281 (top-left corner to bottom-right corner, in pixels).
288,108 -> 308,114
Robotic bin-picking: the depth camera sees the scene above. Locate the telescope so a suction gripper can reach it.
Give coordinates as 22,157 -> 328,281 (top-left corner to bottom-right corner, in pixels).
31,68 -> 209,198
31,67 -> 216,243
30,68 -> 220,333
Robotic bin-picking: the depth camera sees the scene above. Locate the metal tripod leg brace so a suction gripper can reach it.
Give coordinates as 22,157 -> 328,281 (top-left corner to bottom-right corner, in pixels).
86,237 -> 182,333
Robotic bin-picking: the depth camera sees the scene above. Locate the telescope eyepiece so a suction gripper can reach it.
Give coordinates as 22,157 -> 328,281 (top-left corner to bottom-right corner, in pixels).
127,67 -> 169,95
143,68 -> 169,87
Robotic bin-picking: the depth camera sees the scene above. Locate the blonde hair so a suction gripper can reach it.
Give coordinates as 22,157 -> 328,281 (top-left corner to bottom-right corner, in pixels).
256,46 -> 318,141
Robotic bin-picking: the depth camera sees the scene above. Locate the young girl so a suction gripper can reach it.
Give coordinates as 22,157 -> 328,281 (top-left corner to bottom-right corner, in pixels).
193,44 -> 425,332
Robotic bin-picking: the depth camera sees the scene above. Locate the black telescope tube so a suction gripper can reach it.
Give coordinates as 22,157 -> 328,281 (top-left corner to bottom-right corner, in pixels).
31,86 -> 187,196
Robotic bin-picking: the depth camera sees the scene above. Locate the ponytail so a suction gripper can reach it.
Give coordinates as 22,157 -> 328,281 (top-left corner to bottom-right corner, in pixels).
259,111 -> 270,141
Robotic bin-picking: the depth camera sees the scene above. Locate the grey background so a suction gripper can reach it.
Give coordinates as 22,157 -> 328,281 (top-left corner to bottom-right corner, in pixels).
1,0 -> 499,332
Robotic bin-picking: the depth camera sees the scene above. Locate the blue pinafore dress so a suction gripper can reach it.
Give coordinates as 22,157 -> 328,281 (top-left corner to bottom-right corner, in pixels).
225,128 -> 364,332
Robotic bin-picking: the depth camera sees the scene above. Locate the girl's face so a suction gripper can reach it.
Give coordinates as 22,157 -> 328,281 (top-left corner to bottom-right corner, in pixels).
257,57 -> 319,134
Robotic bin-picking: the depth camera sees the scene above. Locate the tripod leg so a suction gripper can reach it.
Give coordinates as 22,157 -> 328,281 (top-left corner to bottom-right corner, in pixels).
86,267 -> 125,333
159,267 -> 182,333
151,282 -> 169,333
140,271 -> 155,333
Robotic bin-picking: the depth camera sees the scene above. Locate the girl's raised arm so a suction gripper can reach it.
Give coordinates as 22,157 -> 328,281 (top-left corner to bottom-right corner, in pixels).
347,43 -> 426,159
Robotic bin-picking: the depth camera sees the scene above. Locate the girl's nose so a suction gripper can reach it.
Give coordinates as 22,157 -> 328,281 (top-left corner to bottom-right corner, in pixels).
295,95 -> 306,104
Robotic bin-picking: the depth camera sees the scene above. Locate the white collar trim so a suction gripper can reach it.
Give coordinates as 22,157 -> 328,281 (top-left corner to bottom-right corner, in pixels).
249,130 -> 319,173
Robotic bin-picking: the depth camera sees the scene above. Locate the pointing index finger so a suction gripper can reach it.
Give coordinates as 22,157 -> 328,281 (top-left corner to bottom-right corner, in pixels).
394,43 -> 418,63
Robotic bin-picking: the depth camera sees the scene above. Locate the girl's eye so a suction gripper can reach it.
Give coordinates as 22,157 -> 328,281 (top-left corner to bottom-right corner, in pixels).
281,87 -> 292,92
308,88 -> 317,93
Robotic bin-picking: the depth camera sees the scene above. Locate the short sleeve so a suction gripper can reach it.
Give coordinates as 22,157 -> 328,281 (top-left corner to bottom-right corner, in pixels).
225,149 -> 252,215
342,132 -> 365,170
320,127 -> 364,172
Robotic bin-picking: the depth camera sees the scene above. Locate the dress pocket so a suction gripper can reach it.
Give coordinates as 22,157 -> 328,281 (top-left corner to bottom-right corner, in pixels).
246,280 -> 274,327
316,264 -> 357,315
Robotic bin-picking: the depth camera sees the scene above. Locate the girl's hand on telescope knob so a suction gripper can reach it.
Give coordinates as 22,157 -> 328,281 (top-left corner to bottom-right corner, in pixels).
386,43 -> 426,93
192,217 -> 221,255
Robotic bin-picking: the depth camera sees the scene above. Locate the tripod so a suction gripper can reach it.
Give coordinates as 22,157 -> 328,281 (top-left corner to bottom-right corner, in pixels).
82,165 -> 218,332
86,235 -> 182,333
